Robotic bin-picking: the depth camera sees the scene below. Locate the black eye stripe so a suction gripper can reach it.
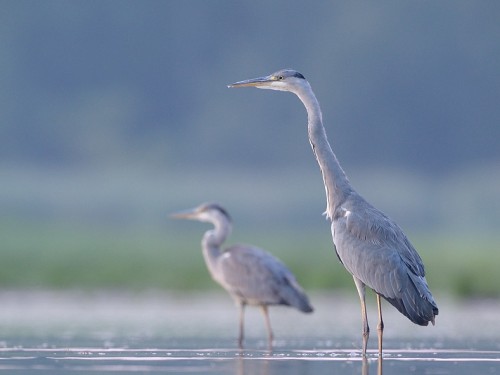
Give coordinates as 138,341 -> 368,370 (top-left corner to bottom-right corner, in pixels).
274,71 -> 305,80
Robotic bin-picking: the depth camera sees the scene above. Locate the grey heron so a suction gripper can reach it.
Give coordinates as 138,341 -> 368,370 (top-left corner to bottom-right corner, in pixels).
171,202 -> 313,349
228,69 -> 438,356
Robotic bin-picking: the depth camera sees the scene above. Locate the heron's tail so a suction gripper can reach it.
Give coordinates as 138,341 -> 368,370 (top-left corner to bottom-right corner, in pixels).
294,296 -> 314,313
280,276 -> 314,313
385,273 -> 438,326
289,293 -> 314,313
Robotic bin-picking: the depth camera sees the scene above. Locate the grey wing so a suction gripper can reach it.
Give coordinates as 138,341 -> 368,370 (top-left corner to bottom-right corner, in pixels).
333,197 -> 438,325
216,244 -> 313,313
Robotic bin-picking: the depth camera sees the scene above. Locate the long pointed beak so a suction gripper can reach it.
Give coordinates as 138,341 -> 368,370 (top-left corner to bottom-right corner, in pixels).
170,208 -> 197,220
228,75 -> 274,88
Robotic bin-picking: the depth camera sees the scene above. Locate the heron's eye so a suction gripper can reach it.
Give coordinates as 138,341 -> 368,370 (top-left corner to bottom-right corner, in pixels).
277,75 -> 284,80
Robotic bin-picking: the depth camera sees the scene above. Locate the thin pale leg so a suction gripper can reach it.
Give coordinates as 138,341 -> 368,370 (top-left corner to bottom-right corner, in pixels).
238,303 -> 246,349
376,294 -> 384,356
260,305 -> 274,349
353,276 -> 369,356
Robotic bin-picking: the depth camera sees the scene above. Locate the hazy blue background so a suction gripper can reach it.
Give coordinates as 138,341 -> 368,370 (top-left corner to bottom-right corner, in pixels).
1,1 -> 499,294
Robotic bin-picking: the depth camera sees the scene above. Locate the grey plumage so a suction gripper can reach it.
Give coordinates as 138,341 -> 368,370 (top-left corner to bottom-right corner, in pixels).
334,193 -> 437,326
229,69 -> 438,356
171,202 -> 313,348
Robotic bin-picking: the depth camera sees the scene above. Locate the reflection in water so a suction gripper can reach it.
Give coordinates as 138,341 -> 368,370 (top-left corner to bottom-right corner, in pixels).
362,357 -> 383,375
234,352 -> 384,375
236,357 -> 269,375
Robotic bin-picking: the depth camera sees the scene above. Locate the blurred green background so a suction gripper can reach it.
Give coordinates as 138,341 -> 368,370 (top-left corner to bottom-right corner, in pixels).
1,1 -> 499,299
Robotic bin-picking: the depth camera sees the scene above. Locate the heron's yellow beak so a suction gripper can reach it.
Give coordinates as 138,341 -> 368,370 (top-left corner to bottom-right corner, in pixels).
228,75 -> 275,88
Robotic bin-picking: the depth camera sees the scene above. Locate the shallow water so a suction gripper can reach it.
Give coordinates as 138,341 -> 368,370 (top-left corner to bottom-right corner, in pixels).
0,291 -> 499,374
1,344 -> 499,374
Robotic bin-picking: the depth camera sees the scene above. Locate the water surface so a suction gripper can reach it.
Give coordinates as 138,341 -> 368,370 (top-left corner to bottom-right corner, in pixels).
0,291 -> 498,374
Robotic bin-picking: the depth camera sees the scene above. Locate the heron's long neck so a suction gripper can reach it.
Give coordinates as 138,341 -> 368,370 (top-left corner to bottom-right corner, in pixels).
296,85 -> 353,220
201,220 -> 231,276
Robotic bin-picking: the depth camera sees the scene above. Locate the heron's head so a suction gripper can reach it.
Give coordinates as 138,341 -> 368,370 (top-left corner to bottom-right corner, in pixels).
228,69 -> 307,93
171,202 -> 231,225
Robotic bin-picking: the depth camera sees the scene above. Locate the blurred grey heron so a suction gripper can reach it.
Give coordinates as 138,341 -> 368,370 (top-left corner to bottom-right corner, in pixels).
229,69 -> 438,356
171,202 -> 313,349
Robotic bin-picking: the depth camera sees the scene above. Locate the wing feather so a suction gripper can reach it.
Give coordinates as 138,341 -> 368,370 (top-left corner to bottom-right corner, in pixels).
332,194 -> 438,324
215,244 -> 313,312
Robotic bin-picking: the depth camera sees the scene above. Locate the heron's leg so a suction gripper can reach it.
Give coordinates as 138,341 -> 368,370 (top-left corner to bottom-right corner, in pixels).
353,276 -> 369,356
376,294 -> 384,356
260,305 -> 274,349
238,303 -> 246,349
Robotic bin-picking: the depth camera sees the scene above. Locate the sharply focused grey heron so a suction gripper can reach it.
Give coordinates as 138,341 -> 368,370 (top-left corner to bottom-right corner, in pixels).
171,202 -> 313,349
229,69 -> 438,356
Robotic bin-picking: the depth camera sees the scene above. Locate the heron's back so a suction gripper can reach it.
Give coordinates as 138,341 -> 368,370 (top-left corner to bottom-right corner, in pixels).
215,245 -> 313,313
